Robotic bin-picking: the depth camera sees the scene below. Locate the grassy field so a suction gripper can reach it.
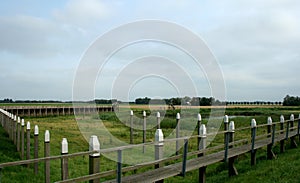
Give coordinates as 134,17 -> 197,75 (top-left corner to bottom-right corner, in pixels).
0,106 -> 300,182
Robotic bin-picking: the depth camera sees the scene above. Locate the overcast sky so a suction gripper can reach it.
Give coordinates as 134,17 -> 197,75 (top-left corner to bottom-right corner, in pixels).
0,0 -> 299,102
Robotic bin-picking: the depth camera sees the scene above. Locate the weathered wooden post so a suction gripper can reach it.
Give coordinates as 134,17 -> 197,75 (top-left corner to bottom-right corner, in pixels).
34,125 -> 39,175
267,117 -> 275,160
26,122 -> 31,167
89,135 -> 100,183
157,112 -> 161,129
116,149 -> 122,183
198,124 -> 206,183
251,119 -> 257,166
13,115 -> 17,145
143,111 -> 147,153
130,110 -> 133,144
289,114 -> 297,148
181,138 -> 188,177
176,113 -> 180,155
224,115 -> 230,165
17,117 -> 21,152
280,115 -> 285,153
155,128 -> 164,183
44,130 -> 50,183
228,121 -> 238,176
21,119 -> 25,159
61,138 -> 69,180
8,113 -> 12,139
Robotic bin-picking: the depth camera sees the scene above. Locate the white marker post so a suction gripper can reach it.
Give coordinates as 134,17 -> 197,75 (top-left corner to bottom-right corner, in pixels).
266,117 -> 275,160
130,110 -> 134,144
21,119 -> 25,159
155,128 -> 164,181
228,121 -> 238,176
44,130 -> 50,183
89,135 -> 100,183
251,119 -> 257,166
289,114 -> 297,148
280,115 -> 285,153
61,138 -> 69,180
34,125 -> 39,175
176,113 -> 180,155
143,111 -> 147,153
26,122 -> 31,166
198,124 -> 207,182
13,115 -> 17,145
17,117 -> 21,151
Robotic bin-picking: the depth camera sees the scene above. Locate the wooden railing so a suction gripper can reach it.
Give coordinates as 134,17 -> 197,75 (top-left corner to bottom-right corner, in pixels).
0,109 -> 299,183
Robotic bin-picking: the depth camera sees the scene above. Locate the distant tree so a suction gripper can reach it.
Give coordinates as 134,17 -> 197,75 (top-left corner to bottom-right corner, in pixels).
135,97 -> 151,104
283,95 -> 300,106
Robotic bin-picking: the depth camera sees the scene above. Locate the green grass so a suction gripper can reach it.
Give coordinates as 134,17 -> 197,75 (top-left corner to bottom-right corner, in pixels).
0,106 -> 300,182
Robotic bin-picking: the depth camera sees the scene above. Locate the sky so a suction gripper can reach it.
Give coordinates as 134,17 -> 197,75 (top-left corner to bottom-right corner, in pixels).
0,0 -> 299,102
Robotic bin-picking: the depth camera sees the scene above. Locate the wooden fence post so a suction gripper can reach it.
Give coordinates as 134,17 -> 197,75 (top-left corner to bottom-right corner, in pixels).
224,115 -> 230,167
157,112 -> 161,129
21,119 -> 25,159
228,121 -> 238,176
8,113 -> 12,140
116,149 -> 122,183
44,130 -> 50,183
289,114 -> 297,148
181,138 -> 188,177
176,113 -> 180,155
34,125 -> 39,175
89,135 -> 100,183
155,129 -> 164,183
26,122 -> 31,167
17,117 -> 21,152
130,110 -> 133,144
251,119 -> 257,166
143,111 -> 147,153
267,117 -> 275,160
198,123 -> 206,183
13,115 -> 17,146
280,115 -> 285,153
61,138 -> 69,180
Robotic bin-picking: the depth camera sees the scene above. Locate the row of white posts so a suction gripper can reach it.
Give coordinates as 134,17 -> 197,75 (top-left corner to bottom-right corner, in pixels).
0,108 -> 299,183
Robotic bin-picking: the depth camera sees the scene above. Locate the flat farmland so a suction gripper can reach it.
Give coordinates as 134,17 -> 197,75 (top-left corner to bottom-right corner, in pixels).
0,105 -> 300,182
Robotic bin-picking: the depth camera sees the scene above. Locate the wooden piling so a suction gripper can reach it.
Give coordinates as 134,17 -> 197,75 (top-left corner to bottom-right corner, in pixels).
130,110 -> 133,144
289,114 -> 297,148
26,122 -> 31,167
44,130 -> 50,183
280,115 -> 285,153
143,111 -> 147,153
61,138 -> 69,180
89,135 -> 100,183
34,125 -> 39,175
176,113 -> 180,155
21,119 -> 25,159
228,121 -> 238,176
197,115 -> 207,183
155,129 -> 164,183
267,117 -> 275,160
251,119 -> 257,166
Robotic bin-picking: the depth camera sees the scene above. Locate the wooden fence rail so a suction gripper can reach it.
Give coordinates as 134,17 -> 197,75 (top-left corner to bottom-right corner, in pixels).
0,109 -> 299,183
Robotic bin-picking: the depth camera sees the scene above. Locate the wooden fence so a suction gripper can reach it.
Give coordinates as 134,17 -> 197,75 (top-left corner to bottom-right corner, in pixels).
0,108 -> 299,183
0,106 -> 114,117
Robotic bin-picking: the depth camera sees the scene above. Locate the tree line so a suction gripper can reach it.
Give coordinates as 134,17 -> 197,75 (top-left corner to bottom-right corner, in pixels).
1,95 -> 300,106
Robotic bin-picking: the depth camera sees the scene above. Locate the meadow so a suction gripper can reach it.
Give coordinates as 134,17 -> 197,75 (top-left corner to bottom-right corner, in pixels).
0,105 -> 300,182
